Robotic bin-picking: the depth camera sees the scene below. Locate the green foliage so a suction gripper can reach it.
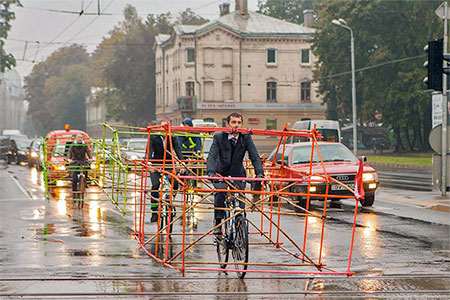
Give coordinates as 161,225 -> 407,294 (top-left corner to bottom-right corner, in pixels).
0,0 -> 22,72
92,5 -> 208,126
257,0 -> 316,24
25,45 -> 91,134
311,0 -> 442,151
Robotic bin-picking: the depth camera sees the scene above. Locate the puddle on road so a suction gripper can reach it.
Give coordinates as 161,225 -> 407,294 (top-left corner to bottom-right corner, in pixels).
19,206 -> 45,220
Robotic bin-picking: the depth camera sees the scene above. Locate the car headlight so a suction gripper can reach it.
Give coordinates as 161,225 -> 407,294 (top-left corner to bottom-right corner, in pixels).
309,175 -> 323,183
363,172 -> 377,182
31,152 -> 38,158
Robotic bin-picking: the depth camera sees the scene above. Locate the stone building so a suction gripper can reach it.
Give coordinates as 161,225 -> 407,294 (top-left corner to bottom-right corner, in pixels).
154,1 -> 325,147
0,70 -> 26,134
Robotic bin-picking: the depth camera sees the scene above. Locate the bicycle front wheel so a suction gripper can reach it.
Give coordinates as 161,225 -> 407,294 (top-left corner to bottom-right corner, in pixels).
233,215 -> 249,278
216,222 -> 229,269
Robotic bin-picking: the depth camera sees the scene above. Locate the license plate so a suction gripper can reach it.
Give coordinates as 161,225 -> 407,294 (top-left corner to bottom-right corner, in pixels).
331,183 -> 354,191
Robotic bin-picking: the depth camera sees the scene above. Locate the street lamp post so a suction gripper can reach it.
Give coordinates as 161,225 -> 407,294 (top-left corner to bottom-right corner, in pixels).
332,19 -> 357,155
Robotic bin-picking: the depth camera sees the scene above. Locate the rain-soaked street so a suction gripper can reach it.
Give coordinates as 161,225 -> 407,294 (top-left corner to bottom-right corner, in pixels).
1,161 -> 449,299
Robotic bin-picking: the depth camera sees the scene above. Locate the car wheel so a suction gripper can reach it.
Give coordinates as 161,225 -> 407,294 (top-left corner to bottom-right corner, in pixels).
297,196 -> 307,208
361,194 -> 375,207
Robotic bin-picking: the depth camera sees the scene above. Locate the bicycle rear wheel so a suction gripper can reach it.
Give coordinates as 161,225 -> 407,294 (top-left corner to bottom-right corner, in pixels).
233,215 -> 249,278
216,222 -> 229,269
78,174 -> 86,208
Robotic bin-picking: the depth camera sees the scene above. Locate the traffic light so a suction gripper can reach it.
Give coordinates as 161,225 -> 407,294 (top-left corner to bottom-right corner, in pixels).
423,38 -> 450,92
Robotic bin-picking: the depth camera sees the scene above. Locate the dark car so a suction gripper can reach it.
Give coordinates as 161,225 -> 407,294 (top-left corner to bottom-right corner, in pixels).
28,139 -> 43,169
0,138 -> 18,164
14,139 -> 32,164
266,142 -> 379,207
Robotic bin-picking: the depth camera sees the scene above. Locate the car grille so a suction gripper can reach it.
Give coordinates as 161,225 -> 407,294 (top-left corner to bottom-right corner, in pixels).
331,174 -> 355,183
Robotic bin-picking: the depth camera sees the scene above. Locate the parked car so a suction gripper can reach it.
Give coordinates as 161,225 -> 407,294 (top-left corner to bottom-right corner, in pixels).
121,138 -> 148,162
28,139 -> 43,169
266,142 -> 379,207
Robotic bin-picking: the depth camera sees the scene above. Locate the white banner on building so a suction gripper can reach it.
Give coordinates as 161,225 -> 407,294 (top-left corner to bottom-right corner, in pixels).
197,102 -> 326,110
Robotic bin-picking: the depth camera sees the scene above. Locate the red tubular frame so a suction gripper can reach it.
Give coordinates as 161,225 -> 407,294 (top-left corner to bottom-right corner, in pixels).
131,121 -> 360,277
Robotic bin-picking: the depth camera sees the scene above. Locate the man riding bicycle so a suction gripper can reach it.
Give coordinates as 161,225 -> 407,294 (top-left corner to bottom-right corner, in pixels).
67,134 -> 92,192
148,120 -> 185,222
206,112 -> 264,236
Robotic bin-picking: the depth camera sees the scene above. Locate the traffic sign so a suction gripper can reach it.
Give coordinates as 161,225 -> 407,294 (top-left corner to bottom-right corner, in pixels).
429,124 -> 450,153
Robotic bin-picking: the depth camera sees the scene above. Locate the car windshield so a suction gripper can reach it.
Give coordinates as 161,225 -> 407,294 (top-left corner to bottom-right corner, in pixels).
290,144 -> 357,164
203,138 -> 213,153
128,141 -> 147,149
53,144 -> 67,157
32,141 -> 41,150
268,146 -> 292,164
16,139 -> 31,149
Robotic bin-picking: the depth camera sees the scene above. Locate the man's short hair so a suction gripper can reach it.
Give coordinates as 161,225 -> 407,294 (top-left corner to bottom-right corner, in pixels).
226,112 -> 243,123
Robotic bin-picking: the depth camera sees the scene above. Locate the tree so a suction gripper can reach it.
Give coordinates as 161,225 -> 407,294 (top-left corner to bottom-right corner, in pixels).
92,6 -> 209,126
92,5 -> 156,126
176,8 -> 208,25
311,0 -> 441,151
1,0 -> 22,72
25,45 -> 91,134
257,0 -> 316,25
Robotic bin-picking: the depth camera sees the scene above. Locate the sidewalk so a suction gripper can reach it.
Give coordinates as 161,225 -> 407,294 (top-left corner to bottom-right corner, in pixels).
376,186 -> 450,213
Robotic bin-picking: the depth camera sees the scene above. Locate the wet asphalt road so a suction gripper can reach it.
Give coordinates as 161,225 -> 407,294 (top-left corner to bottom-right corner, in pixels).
0,162 -> 449,299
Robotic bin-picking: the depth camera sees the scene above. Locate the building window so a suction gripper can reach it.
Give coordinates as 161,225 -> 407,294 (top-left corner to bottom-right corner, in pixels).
266,118 -> 277,130
266,82 -> 277,102
301,81 -> 311,102
222,48 -> 232,66
267,49 -> 276,63
186,82 -> 195,97
222,81 -> 233,101
204,48 -> 214,65
301,49 -> 310,64
204,81 -> 214,101
186,48 -> 195,64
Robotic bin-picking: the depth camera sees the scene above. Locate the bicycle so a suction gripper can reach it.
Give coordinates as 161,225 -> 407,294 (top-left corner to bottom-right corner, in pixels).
70,160 -> 89,209
159,173 -> 177,234
214,180 -> 249,279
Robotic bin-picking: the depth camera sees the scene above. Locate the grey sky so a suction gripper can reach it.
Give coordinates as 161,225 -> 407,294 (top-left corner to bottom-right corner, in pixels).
5,0 -> 259,79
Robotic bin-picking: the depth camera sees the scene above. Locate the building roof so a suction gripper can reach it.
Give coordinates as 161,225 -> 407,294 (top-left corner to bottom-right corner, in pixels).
155,34 -> 170,45
174,10 -> 314,37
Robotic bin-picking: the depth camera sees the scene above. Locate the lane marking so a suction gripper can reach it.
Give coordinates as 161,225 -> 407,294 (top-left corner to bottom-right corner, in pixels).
8,172 -> 32,200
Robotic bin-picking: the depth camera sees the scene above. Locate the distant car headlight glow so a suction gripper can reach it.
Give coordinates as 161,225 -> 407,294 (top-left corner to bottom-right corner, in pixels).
363,172 -> 377,182
19,150 -> 26,155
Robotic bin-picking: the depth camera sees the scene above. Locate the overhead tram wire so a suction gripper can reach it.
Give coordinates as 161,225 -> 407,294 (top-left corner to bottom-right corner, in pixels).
20,0 -> 96,72
62,0 -> 116,44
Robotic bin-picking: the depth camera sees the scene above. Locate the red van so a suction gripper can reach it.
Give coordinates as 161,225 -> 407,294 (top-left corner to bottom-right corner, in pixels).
44,125 -> 92,183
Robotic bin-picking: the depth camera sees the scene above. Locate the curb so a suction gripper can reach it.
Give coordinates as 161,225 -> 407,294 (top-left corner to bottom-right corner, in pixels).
367,162 -> 431,170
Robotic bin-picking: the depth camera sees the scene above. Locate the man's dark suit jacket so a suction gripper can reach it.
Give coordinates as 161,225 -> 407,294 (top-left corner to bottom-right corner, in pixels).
148,135 -> 184,162
207,132 -> 263,177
